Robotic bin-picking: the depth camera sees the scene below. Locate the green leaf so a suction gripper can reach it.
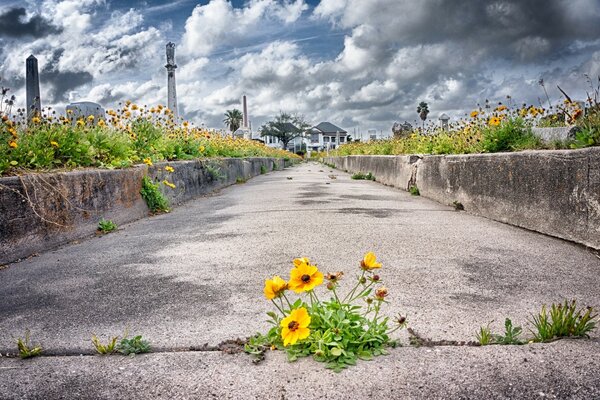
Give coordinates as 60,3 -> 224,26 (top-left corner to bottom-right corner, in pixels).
330,347 -> 342,357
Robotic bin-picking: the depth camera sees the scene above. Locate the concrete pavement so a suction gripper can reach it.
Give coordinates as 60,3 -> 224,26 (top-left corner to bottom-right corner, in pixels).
1,161 -> 599,399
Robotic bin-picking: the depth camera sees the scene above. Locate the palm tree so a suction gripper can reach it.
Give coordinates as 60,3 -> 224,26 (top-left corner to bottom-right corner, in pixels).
223,109 -> 243,134
417,101 -> 429,129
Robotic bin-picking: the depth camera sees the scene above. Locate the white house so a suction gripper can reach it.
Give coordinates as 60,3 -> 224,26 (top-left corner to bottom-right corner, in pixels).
308,122 -> 348,152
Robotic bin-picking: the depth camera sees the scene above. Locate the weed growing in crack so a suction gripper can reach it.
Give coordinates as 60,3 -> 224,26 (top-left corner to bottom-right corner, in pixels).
17,330 -> 42,359
92,334 -> 118,355
97,218 -> 117,233
118,335 -> 150,355
260,165 -> 267,174
530,300 -> 597,342
409,185 -> 420,196
476,300 -> 597,345
246,253 -> 407,372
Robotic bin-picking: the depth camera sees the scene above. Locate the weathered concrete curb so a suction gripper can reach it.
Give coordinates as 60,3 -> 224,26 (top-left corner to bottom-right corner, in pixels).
0,158 -> 289,264
325,147 -> 600,249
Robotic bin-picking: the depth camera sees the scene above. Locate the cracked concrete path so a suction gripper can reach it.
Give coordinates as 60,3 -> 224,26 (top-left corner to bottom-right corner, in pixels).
1,161 -> 599,399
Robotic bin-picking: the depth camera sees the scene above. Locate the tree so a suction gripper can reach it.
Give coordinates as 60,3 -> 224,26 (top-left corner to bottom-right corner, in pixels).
223,109 -> 243,134
417,101 -> 429,129
259,112 -> 310,150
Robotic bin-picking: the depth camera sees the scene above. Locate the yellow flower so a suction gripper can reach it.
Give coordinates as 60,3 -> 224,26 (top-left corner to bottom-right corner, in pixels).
288,262 -> 323,293
165,165 -> 175,173
87,115 -> 95,121
495,105 -> 507,112
280,307 -> 311,347
162,179 -> 176,189
470,110 -> 479,118
9,140 -> 18,148
489,117 -> 501,126
76,119 -> 85,127
143,157 -> 153,166
199,145 -> 205,153
293,257 -> 311,268
31,116 -> 41,124
50,141 -> 59,148
361,252 -> 381,270
263,275 -> 287,300
131,104 -> 138,110
67,109 -> 73,114
98,119 -> 106,127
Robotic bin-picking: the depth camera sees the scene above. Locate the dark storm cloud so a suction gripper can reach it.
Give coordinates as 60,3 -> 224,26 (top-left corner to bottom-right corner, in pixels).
41,50 -> 93,102
0,7 -> 62,38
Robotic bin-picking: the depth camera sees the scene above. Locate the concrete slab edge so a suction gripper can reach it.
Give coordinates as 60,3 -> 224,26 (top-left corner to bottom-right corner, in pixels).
0,157 -> 293,264
324,148 -> 600,249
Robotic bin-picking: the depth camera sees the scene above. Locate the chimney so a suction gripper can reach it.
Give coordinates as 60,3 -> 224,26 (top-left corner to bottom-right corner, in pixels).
242,95 -> 248,128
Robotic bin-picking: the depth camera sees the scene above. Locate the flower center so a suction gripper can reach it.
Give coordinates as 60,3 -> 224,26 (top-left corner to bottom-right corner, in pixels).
301,274 -> 311,282
288,321 -> 299,331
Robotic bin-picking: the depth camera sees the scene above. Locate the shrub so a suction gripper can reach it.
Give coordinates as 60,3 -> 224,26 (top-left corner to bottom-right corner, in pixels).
351,172 -> 375,181
530,300 -> 597,342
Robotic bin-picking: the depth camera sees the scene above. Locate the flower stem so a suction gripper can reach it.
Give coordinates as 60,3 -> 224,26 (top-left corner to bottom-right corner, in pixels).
343,271 -> 365,303
271,299 -> 286,316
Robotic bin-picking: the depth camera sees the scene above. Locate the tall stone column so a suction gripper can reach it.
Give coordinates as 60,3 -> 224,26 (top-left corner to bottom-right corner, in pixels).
165,42 -> 178,121
26,55 -> 41,120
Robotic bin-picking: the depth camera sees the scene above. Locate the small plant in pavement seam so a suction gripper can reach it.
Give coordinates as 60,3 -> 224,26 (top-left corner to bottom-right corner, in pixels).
260,165 -> 267,174
246,252 -> 407,372
97,218 -> 117,233
494,318 -> 524,345
530,300 -> 597,342
117,335 -> 150,355
236,177 -> 247,184
475,300 -> 597,345
92,334 -> 119,355
476,324 -> 493,346
17,330 -> 42,359
409,185 -> 420,196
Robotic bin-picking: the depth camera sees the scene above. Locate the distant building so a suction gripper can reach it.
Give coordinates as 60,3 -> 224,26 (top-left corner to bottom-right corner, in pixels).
308,122 -> 348,152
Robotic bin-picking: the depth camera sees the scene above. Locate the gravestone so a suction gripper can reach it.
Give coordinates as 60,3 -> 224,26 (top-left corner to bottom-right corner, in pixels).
66,102 -> 106,124
392,121 -> 412,138
438,113 -> 450,130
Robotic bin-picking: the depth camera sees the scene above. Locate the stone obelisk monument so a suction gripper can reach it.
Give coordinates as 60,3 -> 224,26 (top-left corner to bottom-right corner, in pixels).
26,55 -> 41,120
165,42 -> 178,120
242,95 -> 249,128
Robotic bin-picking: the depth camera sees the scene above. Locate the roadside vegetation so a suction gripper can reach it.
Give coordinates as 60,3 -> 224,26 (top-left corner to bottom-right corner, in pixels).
0,99 -> 299,176
334,86 -> 600,156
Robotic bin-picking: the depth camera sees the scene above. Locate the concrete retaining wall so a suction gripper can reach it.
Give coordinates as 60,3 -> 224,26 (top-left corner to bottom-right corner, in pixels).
325,147 -> 600,249
0,158 -> 287,264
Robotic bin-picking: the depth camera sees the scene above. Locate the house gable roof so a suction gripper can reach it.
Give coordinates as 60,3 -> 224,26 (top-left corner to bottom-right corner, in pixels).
313,122 -> 347,135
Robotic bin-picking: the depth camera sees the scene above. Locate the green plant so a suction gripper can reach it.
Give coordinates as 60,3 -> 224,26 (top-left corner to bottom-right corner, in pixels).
260,165 -> 267,174
530,300 -> 597,342
17,330 -> 42,359
481,118 -> 541,153
205,163 -> 225,181
453,201 -> 464,211
494,318 -> 524,345
246,253 -> 406,372
476,324 -> 493,346
140,176 -> 169,213
236,177 -> 247,184
92,334 -> 118,355
408,185 -> 420,196
351,172 -> 375,181
117,335 -> 150,355
97,218 -> 117,233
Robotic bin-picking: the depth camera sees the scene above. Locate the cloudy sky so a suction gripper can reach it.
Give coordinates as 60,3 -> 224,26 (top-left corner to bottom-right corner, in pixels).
1,0 -> 600,136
